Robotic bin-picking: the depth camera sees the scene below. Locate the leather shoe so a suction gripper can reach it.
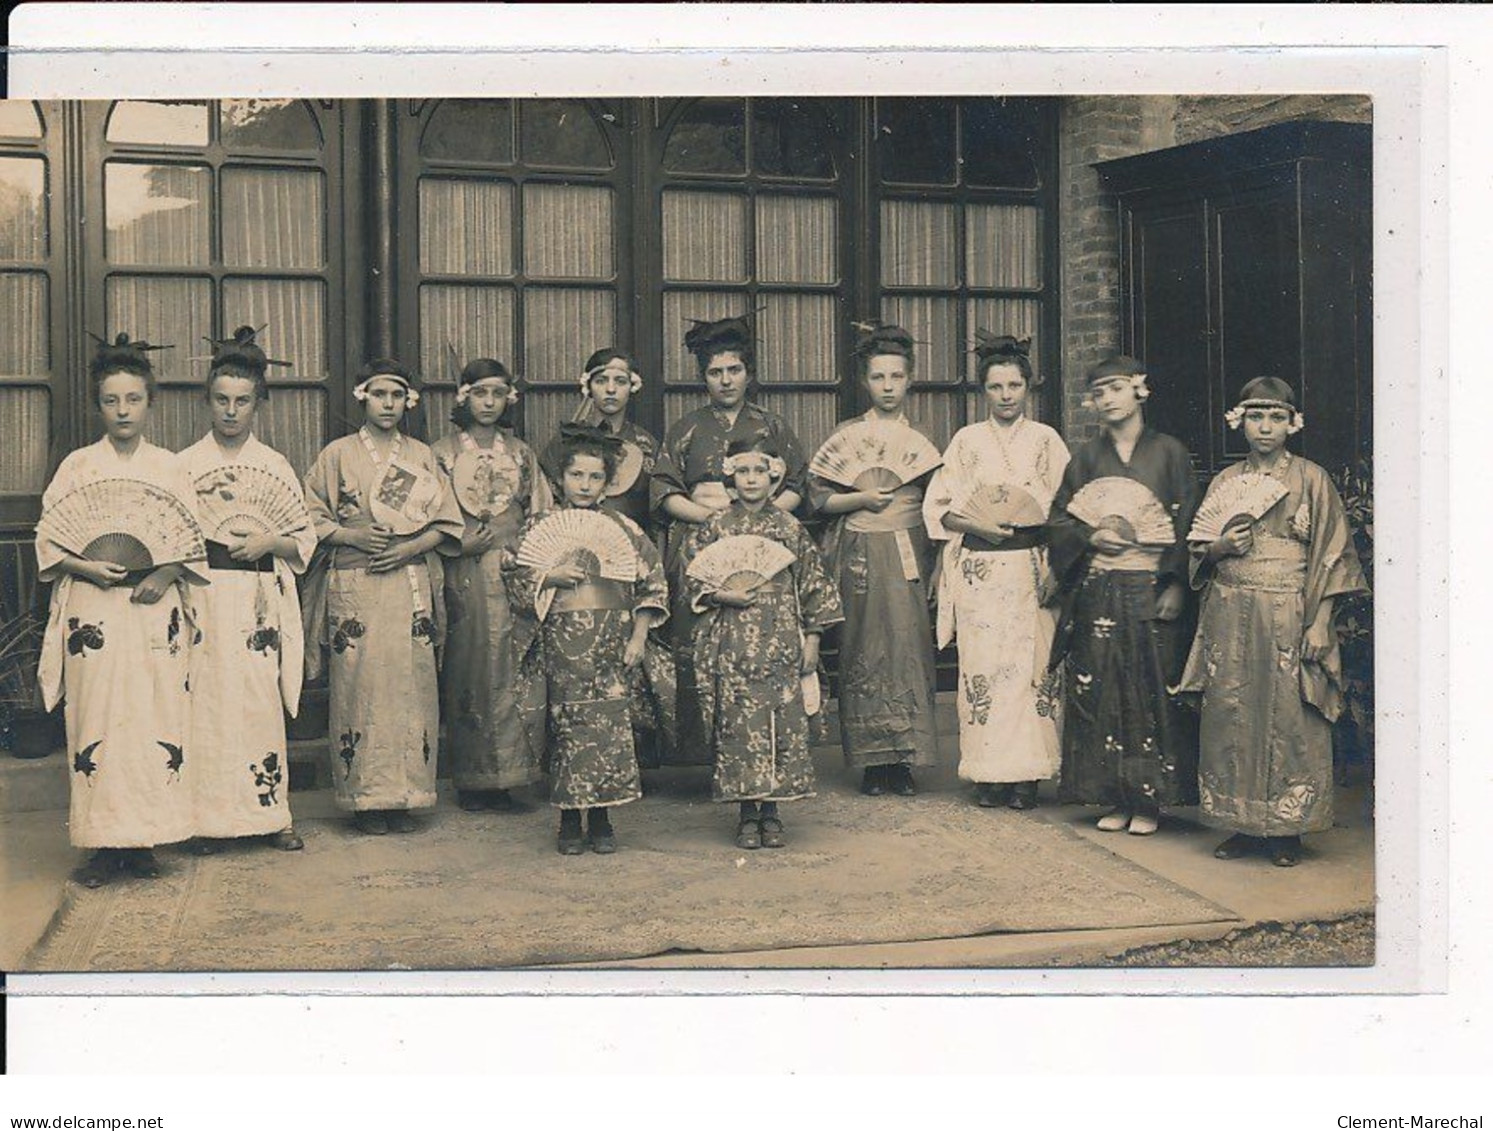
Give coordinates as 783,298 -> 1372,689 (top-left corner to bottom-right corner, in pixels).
354,811 -> 388,836
860,768 -> 885,797
271,828 -> 305,852
1213,834 -> 1258,860
890,765 -> 916,797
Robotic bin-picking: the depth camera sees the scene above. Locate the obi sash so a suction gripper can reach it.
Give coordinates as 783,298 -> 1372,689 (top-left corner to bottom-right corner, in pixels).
1088,545 -> 1165,573
1215,534 -> 1308,593
550,578 -> 633,614
206,540 -> 274,573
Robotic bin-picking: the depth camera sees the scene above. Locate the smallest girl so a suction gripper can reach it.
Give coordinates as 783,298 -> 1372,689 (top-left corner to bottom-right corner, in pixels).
686,436 -> 843,850
503,425 -> 668,855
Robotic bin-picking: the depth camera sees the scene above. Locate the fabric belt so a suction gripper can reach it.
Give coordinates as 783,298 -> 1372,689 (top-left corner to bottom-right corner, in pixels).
1089,545 -> 1165,572
550,579 -> 631,613
206,540 -> 274,573
1215,535 -> 1308,593
966,527 -> 1047,553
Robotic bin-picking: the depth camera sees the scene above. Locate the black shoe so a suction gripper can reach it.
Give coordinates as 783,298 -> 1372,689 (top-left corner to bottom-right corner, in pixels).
1268,836 -> 1302,867
270,828 -> 305,851
587,810 -> 616,854
354,811 -> 388,836
860,767 -> 885,796
387,810 -> 418,834
457,790 -> 487,812
123,848 -> 161,879
1008,782 -> 1039,810
185,837 -> 219,857
891,765 -> 917,797
488,789 -> 515,812
74,850 -> 120,889
977,783 -> 1013,808
1213,833 -> 1260,860
558,811 -> 586,855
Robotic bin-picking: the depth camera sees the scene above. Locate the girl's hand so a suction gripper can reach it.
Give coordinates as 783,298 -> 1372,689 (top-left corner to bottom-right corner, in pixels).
229,532 -> 277,562
859,489 -> 896,514
77,560 -> 129,588
368,542 -> 415,573
130,565 -> 179,605
1212,524 -> 1254,559
1153,581 -> 1185,623
711,587 -> 757,609
543,563 -> 589,590
1090,528 -> 1132,556
464,524 -> 497,557
345,524 -> 392,555
966,520 -> 1014,545
1302,616 -> 1335,663
623,633 -> 647,669
800,634 -> 821,673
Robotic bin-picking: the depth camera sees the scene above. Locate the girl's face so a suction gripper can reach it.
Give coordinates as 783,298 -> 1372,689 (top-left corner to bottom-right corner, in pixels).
1089,375 -> 1143,426
863,353 -> 910,415
97,371 -> 151,442
982,362 -> 1029,422
362,377 -> 408,432
588,361 -> 633,419
208,374 -> 260,442
562,452 -> 609,508
730,452 -> 776,507
465,379 -> 511,429
1242,406 -> 1293,455
703,350 -> 748,410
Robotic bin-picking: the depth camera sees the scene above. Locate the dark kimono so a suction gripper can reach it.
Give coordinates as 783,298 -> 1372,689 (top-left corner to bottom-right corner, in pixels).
1048,426 -> 1201,810
650,402 -> 809,764
540,417 -> 661,537
502,505 -> 669,810
685,504 -> 842,802
1177,455 -> 1367,836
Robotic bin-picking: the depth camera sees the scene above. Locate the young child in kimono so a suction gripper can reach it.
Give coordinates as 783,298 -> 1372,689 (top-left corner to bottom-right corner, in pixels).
503,425 -> 668,855
1047,354 -> 1200,836
1177,377 -> 1367,866
686,436 -> 843,851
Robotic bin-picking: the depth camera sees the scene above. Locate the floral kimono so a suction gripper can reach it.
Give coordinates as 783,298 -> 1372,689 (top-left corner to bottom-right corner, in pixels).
1177,454 -> 1367,835
432,427 -> 552,794
1047,427 -> 1201,810
650,402 -> 808,764
36,438 -> 205,849
685,504 -> 842,803
181,433 -> 316,837
809,412 -> 939,771
502,506 -> 669,809
302,428 -> 463,813
924,416 -> 1070,785
540,416 -> 661,536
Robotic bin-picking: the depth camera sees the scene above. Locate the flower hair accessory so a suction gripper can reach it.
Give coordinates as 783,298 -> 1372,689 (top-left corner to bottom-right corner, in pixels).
1081,373 -> 1149,410
1225,400 -> 1305,434
721,452 -> 786,481
455,376 -> 520,407
353,371 -> 421,408
579,362 -> 644,397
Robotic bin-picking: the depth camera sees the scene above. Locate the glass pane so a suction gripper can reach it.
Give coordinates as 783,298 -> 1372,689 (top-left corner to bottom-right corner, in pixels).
881,294 -> 958,385
105,162 -> 211,267
905,389 -> 962,450
877,99 -> 956,186
106,275 -> 212,383
0,388 -> 48,494
419,179 -> 514,276
757,389 -> 838,458
254,388 -> 326,479
0,101 -> 43,139
963,100 -> 1043,189
752,99 -> 836,180
880,200 -> 956,288
421,388 -> 458,447
517,388 -> 578,455
220,99 -> 321,151
968,297 -> 1041,384
663,99 -> 745,174
758,293 -> 837,384
0,273 -> 48,375
422,99 -> 514,165
222,168 -> 325,269
664,389 -> 710,435
966,203 -> 1041,289
107,101 -> 210,147
661,290 -> 748,385
142,388 -> 201,454
523,288 -> 615,386
662,190 -> 746,283
222,278 -> 328,379
756,195 -> 835,285
522,184 -> 614,279
419,284 -> 517,388
520,99 -> 612,170
0,157 -> 46,261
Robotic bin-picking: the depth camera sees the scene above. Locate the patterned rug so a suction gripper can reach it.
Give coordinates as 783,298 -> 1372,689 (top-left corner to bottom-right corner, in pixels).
27,786 -> 1235,972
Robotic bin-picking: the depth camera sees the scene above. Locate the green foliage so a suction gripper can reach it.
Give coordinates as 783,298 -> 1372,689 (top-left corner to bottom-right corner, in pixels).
1332,457 -> 1374,769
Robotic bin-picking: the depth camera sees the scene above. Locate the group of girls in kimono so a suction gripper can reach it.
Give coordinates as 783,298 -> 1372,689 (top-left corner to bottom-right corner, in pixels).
37,311 -> 1365,883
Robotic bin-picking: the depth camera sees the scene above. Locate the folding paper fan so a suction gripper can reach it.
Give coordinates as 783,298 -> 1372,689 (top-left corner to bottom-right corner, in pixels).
193,464 -> 309,541
37,478 -> 206,570
952,482 -> 1049,530
606,440 -> 646,498
451,447 -> 520,520
686,534 -> 797,592
1066,477 -> 1176,546
370,461 -> 445,535
808,420 -> 943,490
1186,472 -> 1290,542
514,509 -> 638,583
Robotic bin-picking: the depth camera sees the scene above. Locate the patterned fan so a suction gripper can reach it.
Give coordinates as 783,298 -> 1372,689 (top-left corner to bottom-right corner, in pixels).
193,464 -> 309,541
370,461 -> 445,535
607,440 -> 646,497
515,509 -> 638,583
952,482 -> 1049,529
809,420 -> 943,491
686,534 -> 797,592
1186,472 -> 1290,542
37,478 -> 206,570
452,447 -> 520,520
1066,477 -> 1176,546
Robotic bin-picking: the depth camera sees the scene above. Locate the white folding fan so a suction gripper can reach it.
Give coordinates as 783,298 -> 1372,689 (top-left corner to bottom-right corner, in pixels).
686,534 -> 797,592
951,482 -> 1049,529
1186,472 -> 1290,542
193,464 -> 310,542
514,509 -> 638,583
37,478 -> 207,571
809,419 -> 943,491
1066,476 -> 1176,546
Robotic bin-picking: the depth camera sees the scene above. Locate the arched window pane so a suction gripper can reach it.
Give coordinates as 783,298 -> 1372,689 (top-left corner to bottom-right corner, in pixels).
422,99 -> 515,165
220,99 -> 322,151
107,101 -> 209,147
105,163 -> 211,266
963,100 -> 1044,189
0,101 -> 43,139
877,99 -> 956,186
752,99 -> 835,180
663,99 -> 746,175
520,99 -> 611,170
0,157 -> 47,261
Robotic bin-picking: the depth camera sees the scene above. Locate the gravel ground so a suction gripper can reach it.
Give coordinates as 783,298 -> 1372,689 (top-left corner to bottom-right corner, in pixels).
1084,912 -> 1375,967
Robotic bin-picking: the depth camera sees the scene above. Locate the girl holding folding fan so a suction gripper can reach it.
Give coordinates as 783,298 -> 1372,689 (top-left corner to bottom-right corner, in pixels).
685,435 -> 842,851
809,323 -> 941,798
1175,377 -> 1367,867
924,334 -> 1070,811
302,360 -> 464,836
502,424 -> 668,855
181,327 -> 316,854
34,333 -> 208,887
1047,354 -> 1200,836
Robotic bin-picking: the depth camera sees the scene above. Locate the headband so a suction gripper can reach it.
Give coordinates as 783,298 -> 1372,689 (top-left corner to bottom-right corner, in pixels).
1081,371 -> 1149,409
1225,399 -> 1306,434
455,375 -> 520,407
721,451 -> 786,482
580,360 -> 644,397
353,371 -> 421,408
